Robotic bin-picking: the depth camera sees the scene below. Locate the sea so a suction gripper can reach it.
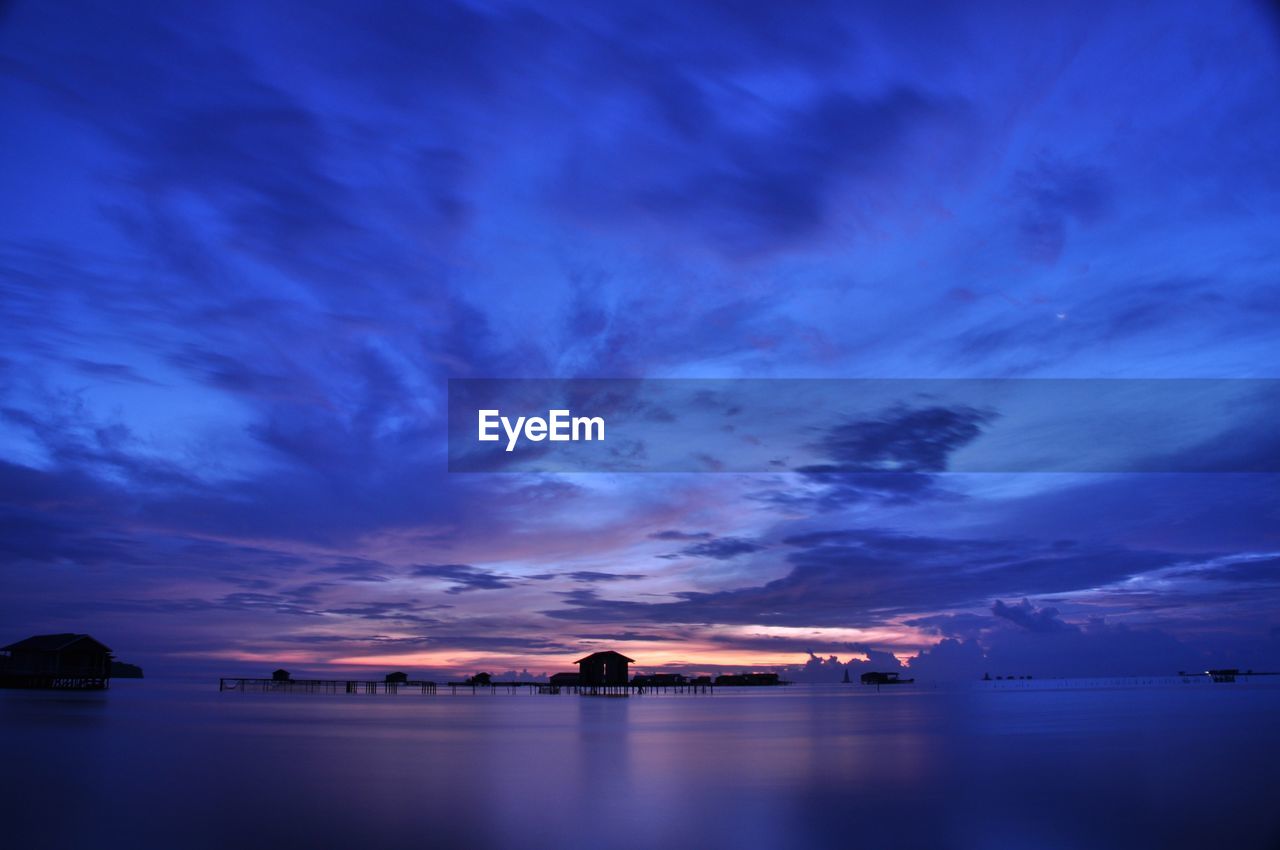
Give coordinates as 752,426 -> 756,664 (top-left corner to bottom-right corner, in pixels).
2,678 -> 1278,850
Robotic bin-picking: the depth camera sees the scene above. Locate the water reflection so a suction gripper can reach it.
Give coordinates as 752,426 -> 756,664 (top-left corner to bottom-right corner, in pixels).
1,682 -> 1278,849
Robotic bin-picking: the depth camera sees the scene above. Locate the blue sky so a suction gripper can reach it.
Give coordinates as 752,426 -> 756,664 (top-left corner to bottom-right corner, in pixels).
1,1 -> 1278,679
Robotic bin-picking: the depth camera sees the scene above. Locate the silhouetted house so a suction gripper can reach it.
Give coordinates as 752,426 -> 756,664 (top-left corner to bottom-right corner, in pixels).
860,671 -> 913,685
466,672 -> 492,686
385,671 -> 409,684
577,651 -> 634,686
549,672 -> 581,687
715,672 -> 781,686
272,668 -> 291,682
0,634 -> 113,690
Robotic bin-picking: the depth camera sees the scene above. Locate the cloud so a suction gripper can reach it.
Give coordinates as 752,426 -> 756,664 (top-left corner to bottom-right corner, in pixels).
904,611 -> 993,639
946,277 -> 1272,375
663,536 -> 765,560
907,638 -> 988,681
563,571 -> 647,583
71,359 -> 160,385
649,530 -> 713,541
1012,156 -> 1112,265
752,404 -> 992,512
902,603 -> 1276,680
758,471 -> 957,512
410,564 -> 519,594
572,632 -> 671,643
798,405 -> 995,474
548,528 -> 1194,628
562,88 -> 963,257
1131,384 -> 1280,474
311,557 -> 394,583
776,650 -> 906,683
1193,556 -> 1280,584
991,598 -> 1077,633
320,602 -> 441,626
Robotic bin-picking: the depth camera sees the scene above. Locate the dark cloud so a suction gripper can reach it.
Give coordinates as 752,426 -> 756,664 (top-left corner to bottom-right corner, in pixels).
758,471 -> 957,512
970,472 -> 1280,554
751,404 -> 992,512
648,530 -> 713,541
778,650 -> 907,683
904,611 -> 993,639
410,564 -> 518,594
799,405 -> 995,474
322,602 -> 440,626
1012,157 -> 1112,265
71,359 -> 161,385
663,536 -> 765,560
89,587 -> 332,619
991,598 -> 1076,633
562,87 -> 964,257
947,278 -> 1268,375
906,638 -> 988,681
383,634 -> 575,654
907,626 -> 1192,681
1131,385 -> 1280,474
550,528 -> 1195,628
1178,557 -> 1280,585
564,571 -> 647,583
311,558 -> 394,583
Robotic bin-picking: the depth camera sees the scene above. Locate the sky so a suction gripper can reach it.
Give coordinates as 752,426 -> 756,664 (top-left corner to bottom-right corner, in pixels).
1,1 -> 1278,681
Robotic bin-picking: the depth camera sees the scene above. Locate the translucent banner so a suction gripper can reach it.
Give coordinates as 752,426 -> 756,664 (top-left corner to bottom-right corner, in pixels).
447,379 -> 1279,473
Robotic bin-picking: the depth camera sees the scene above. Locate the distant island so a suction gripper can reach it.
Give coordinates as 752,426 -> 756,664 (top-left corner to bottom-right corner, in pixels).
111,661 -> 145,679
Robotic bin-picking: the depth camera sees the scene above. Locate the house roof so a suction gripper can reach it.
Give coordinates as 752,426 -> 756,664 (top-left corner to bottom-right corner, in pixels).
576,650 -> 636,664
1,633 -> 112,653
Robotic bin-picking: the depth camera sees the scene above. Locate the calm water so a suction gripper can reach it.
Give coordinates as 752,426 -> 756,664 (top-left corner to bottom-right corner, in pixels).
2,680 -> 1278,850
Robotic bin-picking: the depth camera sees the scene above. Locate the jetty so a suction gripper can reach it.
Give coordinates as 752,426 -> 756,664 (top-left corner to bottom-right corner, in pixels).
219,649 -> 793,697
218,677 -> 716,696
220,677 -> 438,694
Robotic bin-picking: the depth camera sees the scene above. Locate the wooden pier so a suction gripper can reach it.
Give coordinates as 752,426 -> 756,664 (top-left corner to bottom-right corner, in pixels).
218,678 -> 716,696
528,682 -> 714,696
438,681 -> 715,696
219,678 -> 437,694
0,674 -> 110,690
